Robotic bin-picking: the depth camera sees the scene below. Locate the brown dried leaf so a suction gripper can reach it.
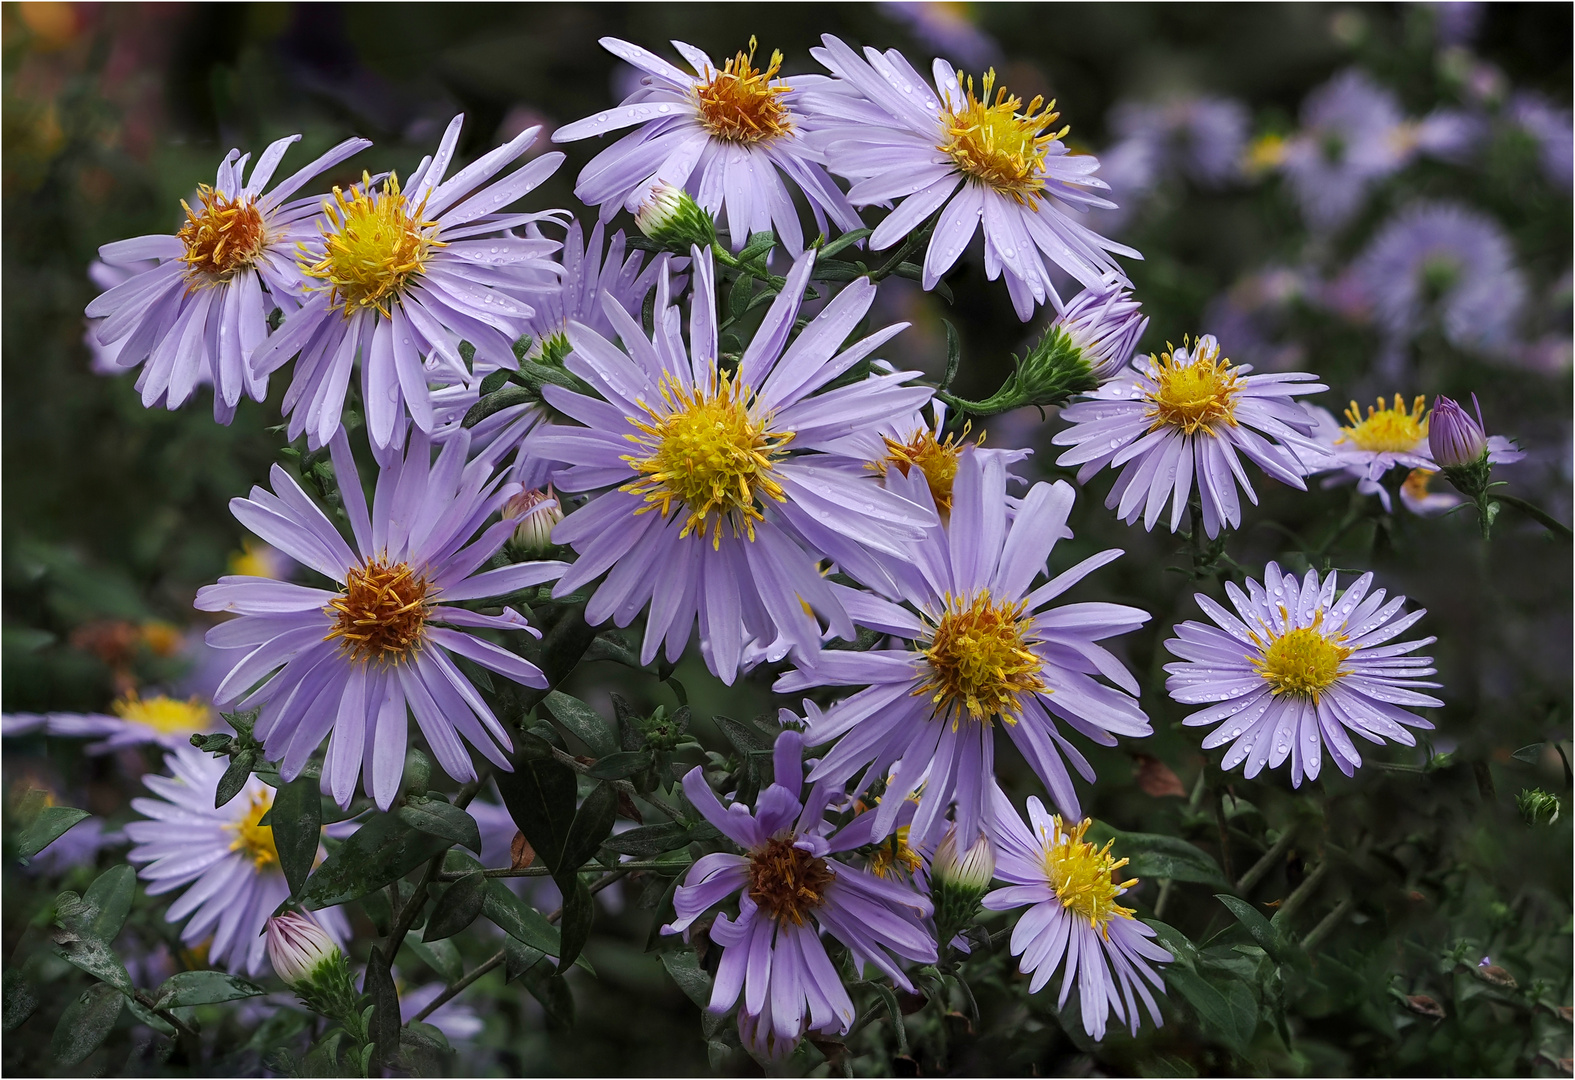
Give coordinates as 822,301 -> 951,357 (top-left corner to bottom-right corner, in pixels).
509,831 -> 535,870
616,790 -> 644,824
1404,994 -> 1446,1019
1134,755 -> 1187,798
1476,963 -> 1518,989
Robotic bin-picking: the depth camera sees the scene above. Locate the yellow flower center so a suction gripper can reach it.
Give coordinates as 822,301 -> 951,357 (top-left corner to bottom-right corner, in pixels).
1401,467 -> 1438,502
177,186 -> 268,283
918,590 -> 1046,727
1042,817 -> 1137,935
1338,394 -> 1428,453
1250,611 -> 1351,702
228,540 -> 281,580
111,692 -> 211,736
324,558 -> 434,665
1143,340 -> 1242,436
622,371 -> 792,548
692,37 -> 793,145
939,69 -> 1067,206
748,835 -> 834,925
870,425 -> 972,514
869,825 -> 925,880
227,790 -> 279,869
303,172 -> 443,318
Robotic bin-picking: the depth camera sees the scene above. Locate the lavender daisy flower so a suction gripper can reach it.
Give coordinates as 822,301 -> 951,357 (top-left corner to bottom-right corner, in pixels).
252,115 -> 566,456
551,37 -> 861,254
86,134 -> 370,422
11,691 -> 217,753
1278,69 -> 1411,231
194,427 -> 565,809
664,731 -> 936,1059
801,36 -> 1138,319
126,744 -> 348,976
1304,395 -> 1435,511
1108,95 -> 1249,189
1353,202 -> 1526,355
1508,92 -> 1574,191
1163,562 -> 1442,786
1053,334 -> 1326,538
776,449 -> 1152,850
529,247 -> 933,683
983,785 -> 1169,1040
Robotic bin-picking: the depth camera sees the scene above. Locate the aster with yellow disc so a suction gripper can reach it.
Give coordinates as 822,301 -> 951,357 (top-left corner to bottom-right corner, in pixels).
4,691 -> 218,752
1164,562 -> 1442,787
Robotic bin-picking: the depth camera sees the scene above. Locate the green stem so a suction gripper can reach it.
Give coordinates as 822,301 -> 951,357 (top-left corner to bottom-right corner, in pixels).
1236,828 -> 1297,896
710,243 -> 786,290
436,859 -> 682,881
409,948 -> 507,1025
1301,896 -> 1355,953
1491,494 -> 1573,539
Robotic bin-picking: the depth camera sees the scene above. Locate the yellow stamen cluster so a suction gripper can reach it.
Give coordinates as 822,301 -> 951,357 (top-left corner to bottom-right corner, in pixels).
1401,467 -> 1439,502
940,69 -> 1067,206
227,789 -> 279,869
324,558 -> 434,665
622,372 -> 792,548
870,424 -> 976,514
1143,340 -> 1242,436
749,835 -> 834,925
1250,610 -> 1351,702
869,825 -> 925,880
303,173 -> 443,318
1338,394 -> 1428,453
177,185 -> 268,283
693,37 -> 793,145
918,590 -> 1046,728
111,692 -> 211,736
1042,816 -> 1137,936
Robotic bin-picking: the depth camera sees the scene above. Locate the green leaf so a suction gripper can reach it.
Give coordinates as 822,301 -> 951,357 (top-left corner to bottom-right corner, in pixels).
520,966 -> 575,1032
463,384 -> 534,429
1087,825 -> 1229,887
495,732 -> 579,873
124,996 -> 176,1036
17,806 -> 89,859
504,937 -> 546,983
3,969 -> 36,1032
397,795 -> 481,853
542,691 -> 618,757
586,750 -> 653,780
660,950 -> 712,1009
50,982 -> 122,1067
82,865 -> 137,943
1217,894 -> 1307,969
215,747 -> 258,807
1164,966 -> 1256,1053
403,936 -> 463,984
1512,743 -> 1546,764
818,227 -> 872,260
867,981 -> 910,1056
555,875 -> 594,973
481,879 -> 562,956
728,273 -> 754,321
738,230 -> 777,262
941,319 -> 962,390
51,924 -> 134,994
153,970 -> 266,1009
713,714 -> 775,755
271,774 -> 322,897
424,872 -> 487,941
300,814 -> 451,909
604,820 -> 717,858
366,945 -> 400,1070
562,782 -> 618,875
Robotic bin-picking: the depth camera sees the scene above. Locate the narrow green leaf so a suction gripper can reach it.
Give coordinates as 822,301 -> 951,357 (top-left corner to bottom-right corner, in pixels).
818,227 -> 872,260
403,936 -> 463,984
504,937 -> 546,983
153,970 -> 265,1009
604,820 -> 705,857
660,949 -> 712,1010
271,775 -> 322,897
50,982 -> 122,1067
367,945 -> 401,1070
215,749 -> 257,808
714,714 -> 774,754
586,750 -> 653,780
1216,894 -> 1307,968
423,873 -> 487,942
51,928 -> 134,994
521,966 -> 575,1031
1088,825 -> 1229,888
300,814 -> 451,909
555,875 -> 594,973
82,866 -> 137,943
1164,966 -> 1254,1052
17,806 -> 89,859
3,969 -> 37,1033
1512,743 -> 1546,764
124,996 -> 176,1036
561,782 -> 618,878
941,319 -> 962,391
542,691 -> 619,757
481,880 -> 562,956
495,732 -> 579,873
397,796 -> 481,853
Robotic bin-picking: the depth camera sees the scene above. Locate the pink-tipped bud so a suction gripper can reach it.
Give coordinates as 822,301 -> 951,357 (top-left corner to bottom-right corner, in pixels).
503,487 -> 563,556
266,910 -> 341,987
1428,394 -> 1488,468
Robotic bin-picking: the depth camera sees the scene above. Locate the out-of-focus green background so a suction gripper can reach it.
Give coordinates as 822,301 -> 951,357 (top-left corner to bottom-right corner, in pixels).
3,3 -> 1570,1076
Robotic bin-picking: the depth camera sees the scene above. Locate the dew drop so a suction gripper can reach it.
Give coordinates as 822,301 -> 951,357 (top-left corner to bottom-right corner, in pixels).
657,104 -> 671,114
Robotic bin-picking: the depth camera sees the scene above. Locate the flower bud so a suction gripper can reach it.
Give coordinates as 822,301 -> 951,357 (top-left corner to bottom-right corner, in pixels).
1428,394 -> 1488,468
932,827 -> 995,894
503,487 -> 563,557
1517,787 -> 1561,826
267,911 -> 341,988
632,181 -> 716,251
1052,277 -> 1149,385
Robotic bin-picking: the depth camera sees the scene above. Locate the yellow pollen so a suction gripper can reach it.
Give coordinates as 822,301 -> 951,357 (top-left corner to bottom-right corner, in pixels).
177,186 -> 268,284
622,371 -> 792,548
302,172 -> 444,318
1042,817 -> 1137,936
227,789 -> 279,870
111,692 -> 211,736
917,589 -> 1045,728
324,558 -> 435,665
748,835 -> 834,925
1249,610 -> 1351,702
693,37 -> 793,145
870,424 -> 977,514
1338,394 -> 1428,453
869,826 -> 925,880
1143,339 -> 1242,436
939,69 -> 1067,206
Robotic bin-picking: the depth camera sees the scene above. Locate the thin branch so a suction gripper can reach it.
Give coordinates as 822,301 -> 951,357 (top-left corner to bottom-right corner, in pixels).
1301,896 -> 1355,953
436,860 -> 681,881
1492,493 -> 1573,539
1237,828 -> 1298,895
408,948 -> 507,1025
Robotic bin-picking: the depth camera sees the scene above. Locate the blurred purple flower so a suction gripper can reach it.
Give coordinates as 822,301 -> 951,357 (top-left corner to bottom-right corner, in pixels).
1508,93 -> 1574,190
1279,70 -> 1409,231
885,2 -> 1003,70
1109,95 -> 1250,189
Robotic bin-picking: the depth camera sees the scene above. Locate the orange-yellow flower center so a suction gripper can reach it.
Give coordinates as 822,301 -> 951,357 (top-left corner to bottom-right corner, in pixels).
869,825 -> 925,881
871,425 -> 972,513
622,371 -> 792,548
324,558 -> 434,665
749,835 -> 834,925
939,69 -> 1067,206
111,692 -> 211,736
303,172 -> 443,318
1143,339 -> 1242,436
1041,816 -> 1137,936
1339,394 -> 1428,453
918,589 -> 1045,727
178,186 -> 268,283
227,789 -> 279,870
693,37 -> 793,145
1249,610 -> 1351,702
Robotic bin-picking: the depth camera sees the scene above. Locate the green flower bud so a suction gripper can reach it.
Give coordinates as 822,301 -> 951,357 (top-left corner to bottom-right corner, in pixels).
1517,787 -> 1561,826
504,487 -> 563,557
267,911 -> 343,988
633,181 -> 717,251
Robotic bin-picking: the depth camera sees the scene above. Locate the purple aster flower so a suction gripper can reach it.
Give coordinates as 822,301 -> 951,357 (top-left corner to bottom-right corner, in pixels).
801,36 -> 1138,319
194,427 -> 565,809
1163,562 -> 1442,786
776,450 -> 1152,850
1109,95 -> 1249,189
1053,334 -> 1325,537
1508,93 -> 1574,190
86,258 -> 154,376
551,37 -> 861,254
528,247 -> 932,684
85,134 -> 371,422
1280,69 -> 1410,231
664,730 -> 936,1058
252,115 -> 566,457
885,3 -> 1003,70
1353,202 -> 1526,355
126,744 -> 349,976
984,785 -> 1169,1040
8,691 -> 218,753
